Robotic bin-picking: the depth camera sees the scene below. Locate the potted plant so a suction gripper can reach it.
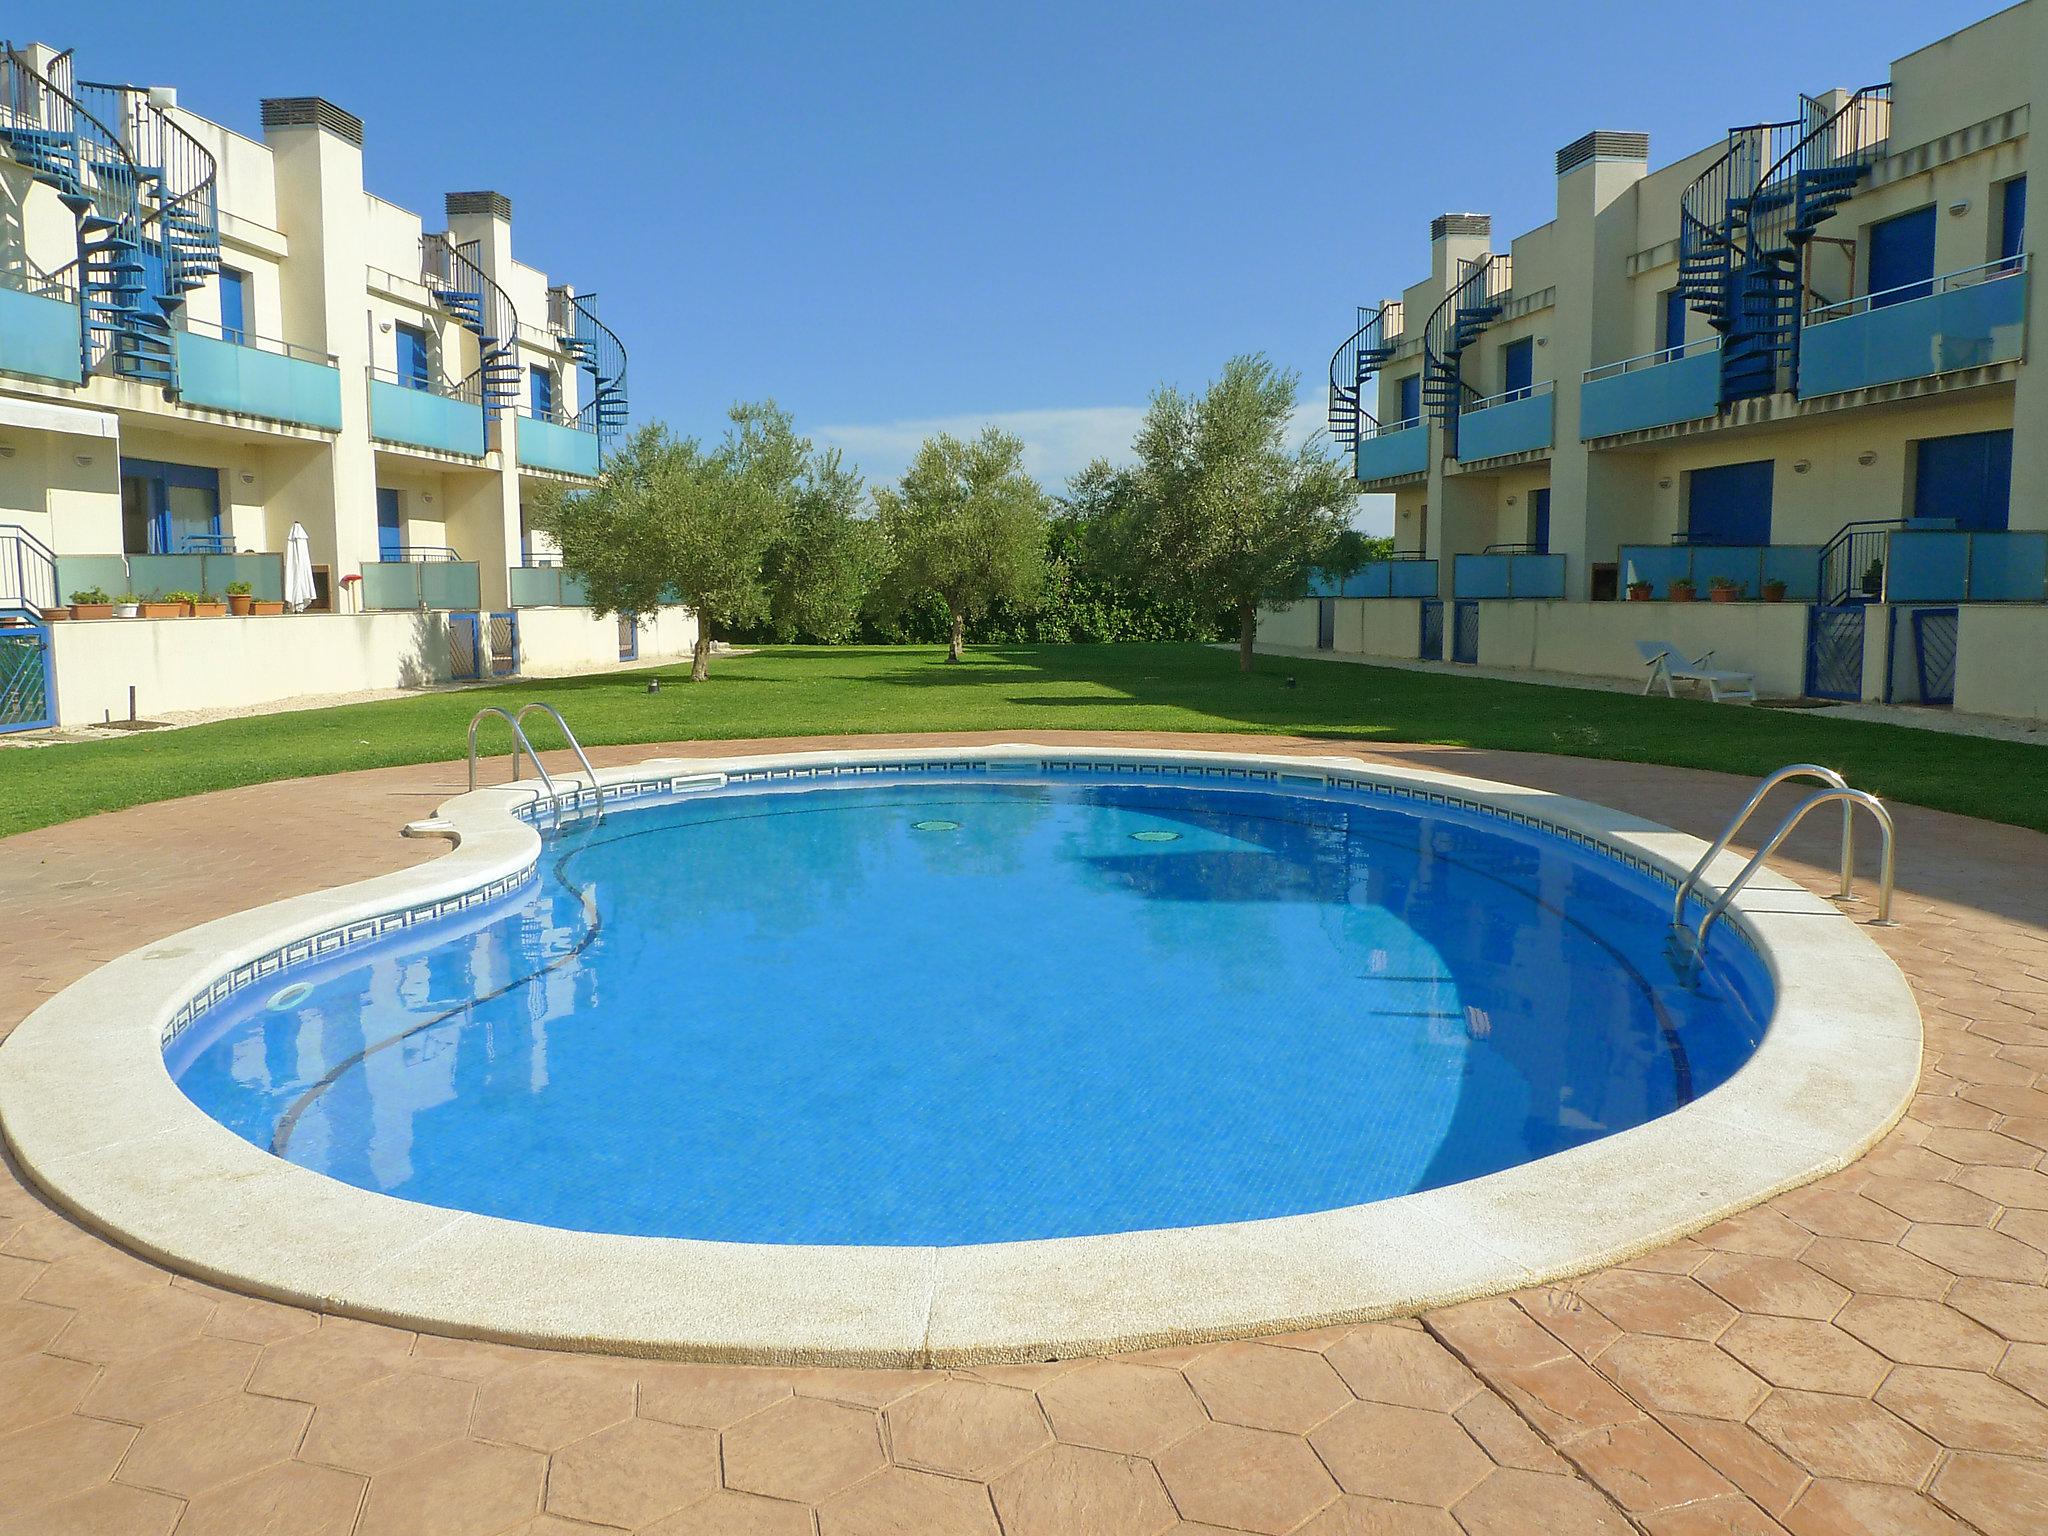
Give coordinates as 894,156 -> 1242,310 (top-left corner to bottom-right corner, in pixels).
68,586 -> 114,620
1627,579 -> 1654,602
40,606 -> 68,623
225,579 -> 255,616
115,592 -> 142,619
250,595 -> 286,615
140,591 -> 190,618
1668,577 -> 1698,603
1707,575 -> 1744,603
1861,558 -> 1884,599
1762,578 -> 1788,603
191,590 -> 227,618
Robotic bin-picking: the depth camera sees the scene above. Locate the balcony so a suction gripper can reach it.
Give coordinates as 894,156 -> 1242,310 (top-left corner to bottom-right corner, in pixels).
359,555 -> 482,611
174,320 -> 343,430
1456,381 -> 1553,462
1453,550 -> 1565,598
1308,558 -> 1439,599
0,276 -> 81,385
517,409 -> 601,478
1799,258 -> 2027,399
1616,543 -> 1823,601
1355,420 -> 1428,483
509,563 -> 592,607
368,368 -> 486,457
1885,529 -> 2048,602
52,550 -> 286,604
1581,338 -> 1723,439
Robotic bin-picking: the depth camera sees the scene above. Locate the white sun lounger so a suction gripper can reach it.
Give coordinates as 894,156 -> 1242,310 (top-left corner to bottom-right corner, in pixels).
1637,640 -> 1758,703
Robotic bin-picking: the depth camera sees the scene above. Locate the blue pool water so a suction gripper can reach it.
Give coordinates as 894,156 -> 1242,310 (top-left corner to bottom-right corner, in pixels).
167,768 -> 1773,1245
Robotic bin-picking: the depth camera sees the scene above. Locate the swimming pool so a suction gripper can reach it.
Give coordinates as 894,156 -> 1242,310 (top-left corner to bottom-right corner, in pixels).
166,762 -> 1772,1246
0,746 -> 1920,1362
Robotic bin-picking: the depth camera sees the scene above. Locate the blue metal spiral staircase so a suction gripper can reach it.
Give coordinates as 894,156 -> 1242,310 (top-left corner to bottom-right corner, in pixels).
1326,300 -> 1403,455
422,233 -> 521,420
0,45 -> 218,390
1678,86 -> 1892,407
1422,254 -> 1511,457
549,286 -> 629,445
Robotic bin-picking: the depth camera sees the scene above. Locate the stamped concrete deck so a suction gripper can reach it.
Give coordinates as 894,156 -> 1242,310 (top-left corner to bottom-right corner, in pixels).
2,731 -> 2044,1536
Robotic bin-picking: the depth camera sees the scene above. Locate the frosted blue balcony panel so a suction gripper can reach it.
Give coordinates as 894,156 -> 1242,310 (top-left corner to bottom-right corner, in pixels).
0,287 -> 82,384
175,324 -> 343,430
1581,340 -> 1723,439
1453,552 -> 1565,599
1306,559 -> 1439,599
1616,544 -> 1822,600
1886,530 -> 2047,602
509,565 -> 593,606
1457,383 -> 1553,461
359,560 -> 482,611
1799,259 -> 2027,399
518,414 -> 601,477
1355,422 -> 1428,482
369,372 -> 486,456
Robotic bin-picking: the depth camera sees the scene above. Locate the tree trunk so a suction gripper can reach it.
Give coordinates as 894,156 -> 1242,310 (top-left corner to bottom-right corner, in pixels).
947,608 -> 965,663
690,626 -> 712,682
1237,605 -> 1256,673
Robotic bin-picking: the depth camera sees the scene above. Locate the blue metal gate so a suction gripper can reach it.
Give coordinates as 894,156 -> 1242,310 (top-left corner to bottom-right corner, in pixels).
1805,603 -> 1865,701
1418,599 -> 1444,661
1911,606 -> 1959,706
1451,600 -> 1481,665
486,611 -> 520,678
1315,599 -> 1336,651
0,620 -> 55,733
449,612 -> 482,681
618,615 -> 639,662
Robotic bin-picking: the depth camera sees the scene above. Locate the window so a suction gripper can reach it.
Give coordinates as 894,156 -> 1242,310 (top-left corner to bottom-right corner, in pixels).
395,324 -> 430,390
119,459 -> 222,554
1868,205 -> 1936,307
1529,488 -> 1551,554
1396,374 -> 1420,427
1661,289 -> 1687,357
1685,461 -> 1774,546
1999,176 -> 2027,269
1913,430 -> 2013,532
529,365 -> 555,421
376,488 -> 403,561
1501,338 -> 1533,401
217,268 -> 248,345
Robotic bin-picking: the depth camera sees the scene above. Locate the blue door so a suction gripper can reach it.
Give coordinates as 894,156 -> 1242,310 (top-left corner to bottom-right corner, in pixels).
1397,374 -> 1420,427
529,366 -> 554,421
1868,205 -> 1936,307
2000,176 -> 2027,268
1501,338 -> 1533,400
1662,289 -> 1687,355
1914,430 -> 2013,532
218,268 -> 247,345
395,324 -> 430,390
1686,461 -> 1773,545
119,459 -> 221,554
376,488 -> 403,561
1529,488 -> 1551,553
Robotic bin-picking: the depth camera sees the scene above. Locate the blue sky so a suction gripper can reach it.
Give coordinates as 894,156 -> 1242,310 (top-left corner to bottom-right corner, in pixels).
18,0 -> 2006,513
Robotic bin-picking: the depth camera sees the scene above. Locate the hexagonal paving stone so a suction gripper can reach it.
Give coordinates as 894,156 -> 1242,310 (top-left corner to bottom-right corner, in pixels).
353,1439 -> 545,1536
1037,1360 -> 1207,1456
1782,1477 -> 1968,1536
173,1460 -> 366,1536
1324,1325 -> 1483,1410
1834,1295 -> 2007,1368
1309,1400 -> 1492,1507
1928,1450 -> 2048,1536
1562,1417 -> 1733,1514
1450,1467 -> 1635,1536
1874,1363 -> 2048,1455
0,1415 -> 137,1513
0,1350 -> 96,1436
1947,1277 -> 2048,1343
637,1362 -> 795,1428
1997,1341 -> 2048,1405
884,1376 -> 1049,1480
1692,1253 -> 1848,1321
1715,1315 -> 1890,1394
643,1489 -> 815,1536
115,1390 -> 312,1498
0,1298 -> 81,1361
244,1317 -> 416,1400
0,1481 -> 181,1536
991,1443 -> 1178,1536
1183,1340 -> 1353,1433
80,1335 -> 258,1426
1900,1222 -> 2048,1283
45,1283 -> 216,1366
1295,1495 -> 1463,1534
1748,1389 -> 1940,1484
1153,1421 -> 1341,1535
471,1358 -> 636,1451
1574,1269 -> 1738,1341
299,1370 -> 479,1473
819,1467 -> 1000,1536
1861,1176 -> 2000,1225
724,1394 -> 885,1504
1489,1355 -> 1639,1441
1595,1335 -> 1769,1420
546,1417 -> 719,1528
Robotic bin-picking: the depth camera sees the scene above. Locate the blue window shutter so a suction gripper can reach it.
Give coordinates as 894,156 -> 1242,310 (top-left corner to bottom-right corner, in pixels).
395,325 -> 430,390
1662,290 -> 1686,353
1502,338 -> 1533,398
1914,430 -> 2014,532
1686,461 -> 1774,545
1397,374 -> 1420,426
376,488 -> 403,561
218,269 -> 247,345
1530,488 -> 1551,553
530,365 -> 554,419
2000,177 -> 2027,265
1868,206 -> 1937,307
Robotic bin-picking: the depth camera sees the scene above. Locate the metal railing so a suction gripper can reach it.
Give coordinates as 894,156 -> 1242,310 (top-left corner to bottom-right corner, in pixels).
1583,334 -> 1723,383
1327,300 -> 1403,453
1686,787 -> 1896,952
178,313 -> 336,365
1671,765 -> 1852,925
75,75 -> 219,304
1807,253 -> 2028,324
467,703 -> 604,827
389,544 -> 462,562
1358,415 -> 1422,439
1461,378 -> 1553,414
0,524 -> 59,615
367,361 -> 484,405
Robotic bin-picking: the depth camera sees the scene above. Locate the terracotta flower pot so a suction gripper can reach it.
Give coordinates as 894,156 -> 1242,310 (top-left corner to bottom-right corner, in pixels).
250,600 -> 286,616
227,593 -> 254,616
1709,586 -> 1739,603
1627,586 -> 1653,602
1762,585 -> 1787,603
191,601 -> 227,618
41,608 -> 69,623
138,601 -> 183,619
69,603 -> 115,620
1667,587 -> 1696,603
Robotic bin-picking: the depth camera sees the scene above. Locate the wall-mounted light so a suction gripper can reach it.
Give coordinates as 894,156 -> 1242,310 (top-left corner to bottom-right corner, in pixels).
240,471 -> 256,485
1793,458 -> 1812,474
1505,494 -> 1518,505
0,443 -> 15,458
1657,477 -> 1673,489
422,493 -> 434,504
1857,450 -> 1878,466
1948,199 -> 1970,217
73,454 -> 93,467
379,320 -> 393,334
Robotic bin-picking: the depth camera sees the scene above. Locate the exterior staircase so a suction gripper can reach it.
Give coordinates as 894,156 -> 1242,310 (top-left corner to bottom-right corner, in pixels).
422,233 -> 521,420
1678,86 -> 1892,406
1326,300 -> 1402,454
1422,254 -> 1511,456
548,286 -> 629,444
0,45 -> 218,390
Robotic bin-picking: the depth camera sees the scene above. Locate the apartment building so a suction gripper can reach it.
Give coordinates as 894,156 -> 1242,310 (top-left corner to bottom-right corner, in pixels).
0,40 -> 692,729
1269,0 -> 2047,720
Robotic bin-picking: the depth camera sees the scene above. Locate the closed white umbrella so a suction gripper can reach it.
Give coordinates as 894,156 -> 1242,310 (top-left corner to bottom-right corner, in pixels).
284,522 -> 317,613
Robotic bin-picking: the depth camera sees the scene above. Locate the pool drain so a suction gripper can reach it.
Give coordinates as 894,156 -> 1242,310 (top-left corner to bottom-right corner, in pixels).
266,981 -> 314,1011
912,819 -> 961,832
1131,829 -> 1181,842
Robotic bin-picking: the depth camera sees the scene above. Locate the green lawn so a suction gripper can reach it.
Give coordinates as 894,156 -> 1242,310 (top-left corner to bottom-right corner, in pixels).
4,644 -> 2043,839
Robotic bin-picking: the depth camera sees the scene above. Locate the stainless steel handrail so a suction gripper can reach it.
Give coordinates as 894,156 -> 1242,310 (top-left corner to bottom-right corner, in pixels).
513,702 -> 605,824
1691,787 -> 1896,948
1672,765 -> 1854,927
467,707 -> 563,825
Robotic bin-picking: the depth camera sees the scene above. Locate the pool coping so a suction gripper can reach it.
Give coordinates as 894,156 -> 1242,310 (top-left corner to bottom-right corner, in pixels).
0,745 -> 1923,1365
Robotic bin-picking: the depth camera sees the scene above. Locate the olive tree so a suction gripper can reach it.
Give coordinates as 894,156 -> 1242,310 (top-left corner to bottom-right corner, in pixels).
1119,354 -> 1356,671
873,427 -> 1047,662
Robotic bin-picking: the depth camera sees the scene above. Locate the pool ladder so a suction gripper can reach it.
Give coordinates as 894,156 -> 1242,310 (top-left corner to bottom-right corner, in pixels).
1672,763 -> 1896,955
467,703 -> 604,827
